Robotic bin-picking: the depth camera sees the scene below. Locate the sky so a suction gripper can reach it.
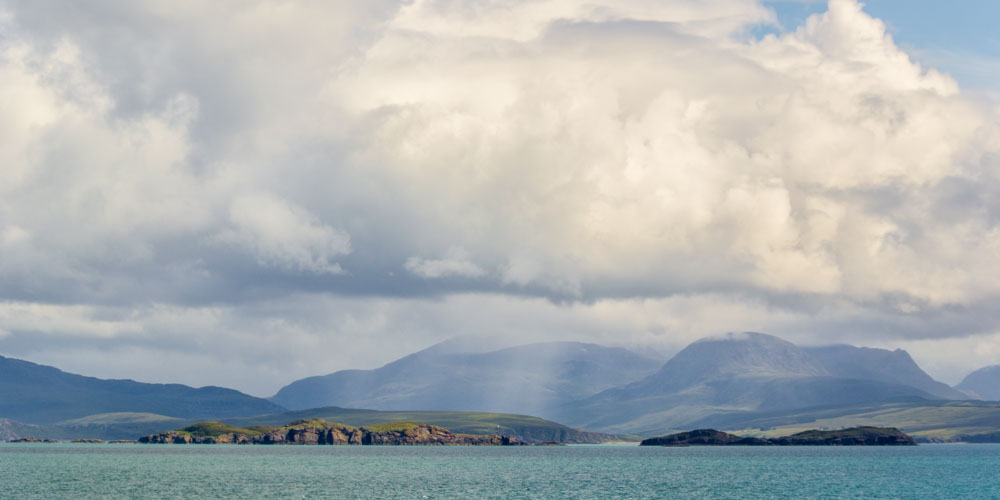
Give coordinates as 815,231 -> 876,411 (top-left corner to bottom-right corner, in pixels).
1,0 -> 1000,396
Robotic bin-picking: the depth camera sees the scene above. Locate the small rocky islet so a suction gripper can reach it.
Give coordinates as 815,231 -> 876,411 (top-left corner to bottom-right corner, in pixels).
640,427 -> 917,447
138,419 -> 525,446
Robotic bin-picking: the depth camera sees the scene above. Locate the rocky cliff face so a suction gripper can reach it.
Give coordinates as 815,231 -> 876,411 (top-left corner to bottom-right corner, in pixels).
138,420 -> 521,446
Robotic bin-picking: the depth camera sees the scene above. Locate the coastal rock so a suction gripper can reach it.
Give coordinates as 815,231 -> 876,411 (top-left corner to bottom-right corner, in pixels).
640,429 -> 771,446
7,437 -> 59,443
139,432 -> 194,444
769,427 -> 917,446
640,427 -> 916,446
139,419 -> 523,446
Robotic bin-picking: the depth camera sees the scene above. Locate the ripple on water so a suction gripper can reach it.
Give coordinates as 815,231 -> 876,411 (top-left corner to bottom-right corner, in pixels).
1,443 -> 999,499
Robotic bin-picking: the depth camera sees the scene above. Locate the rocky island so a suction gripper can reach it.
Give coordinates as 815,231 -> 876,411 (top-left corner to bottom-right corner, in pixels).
640,427 -> 917,446
139,419 -> 522,446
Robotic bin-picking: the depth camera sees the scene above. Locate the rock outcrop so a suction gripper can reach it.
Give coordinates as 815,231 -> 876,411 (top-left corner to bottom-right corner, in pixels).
139,419 -> 522,446
768,427 -> 917,446
640,427 -> 916,446
6,437 -> 59,443
640,429 -> 771,446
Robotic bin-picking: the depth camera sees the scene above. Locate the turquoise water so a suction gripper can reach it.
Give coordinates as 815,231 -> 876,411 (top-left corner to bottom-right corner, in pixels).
2,444 -> 999,499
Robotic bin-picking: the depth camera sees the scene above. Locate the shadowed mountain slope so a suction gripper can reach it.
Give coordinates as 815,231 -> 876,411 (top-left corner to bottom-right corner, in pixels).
956,365 -> 1000,400
0,355 -> 285,424
803,345 -> 967,400
270,341 -> 662,420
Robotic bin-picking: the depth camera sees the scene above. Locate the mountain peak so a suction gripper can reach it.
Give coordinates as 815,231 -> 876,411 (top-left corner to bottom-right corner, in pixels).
646,332 -> 826,391
269,340 -> 663,416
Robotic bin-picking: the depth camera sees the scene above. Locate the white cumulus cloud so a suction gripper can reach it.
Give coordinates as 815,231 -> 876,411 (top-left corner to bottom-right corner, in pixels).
224,194 -> 351,275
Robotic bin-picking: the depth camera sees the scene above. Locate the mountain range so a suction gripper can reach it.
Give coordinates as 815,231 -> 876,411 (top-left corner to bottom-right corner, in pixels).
1,332 -> 998,442
270,340 -> 662,418
553,333 -> 967,434
270,332 -> 977,435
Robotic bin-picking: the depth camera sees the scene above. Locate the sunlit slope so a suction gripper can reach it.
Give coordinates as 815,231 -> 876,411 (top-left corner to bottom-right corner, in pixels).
0,413 -> 188,441
728,400 -> 1000,442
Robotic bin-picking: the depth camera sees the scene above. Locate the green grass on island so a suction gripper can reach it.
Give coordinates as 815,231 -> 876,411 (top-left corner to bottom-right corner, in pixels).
729,400 -> 1000,442
59,413 -> 185,425
360,422 -> 428,433
222,407 -> 633,443
153,418 -> 528,441
176,422 -> 263,438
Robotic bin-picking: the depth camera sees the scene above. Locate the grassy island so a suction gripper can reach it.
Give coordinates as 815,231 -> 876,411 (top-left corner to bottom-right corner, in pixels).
138,419 -> 523,446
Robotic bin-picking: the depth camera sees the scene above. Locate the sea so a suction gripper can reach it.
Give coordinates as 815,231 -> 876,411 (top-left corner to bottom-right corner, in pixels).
1,443 -> 998,499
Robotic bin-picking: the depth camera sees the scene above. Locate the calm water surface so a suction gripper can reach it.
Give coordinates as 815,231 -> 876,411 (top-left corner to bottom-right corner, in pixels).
1,443 -> 998,499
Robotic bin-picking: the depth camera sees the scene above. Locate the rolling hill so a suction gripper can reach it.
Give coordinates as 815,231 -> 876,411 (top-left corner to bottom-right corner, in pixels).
725,400 -> 1000,443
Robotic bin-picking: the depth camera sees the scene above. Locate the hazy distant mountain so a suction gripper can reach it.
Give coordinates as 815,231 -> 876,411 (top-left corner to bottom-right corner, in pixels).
804,345 -> 967,400
270,341 -> 663,419
0,418 -> 47,441
956,365 -> 1000,400
0,355 -> 285,424
557,333 -> 942,435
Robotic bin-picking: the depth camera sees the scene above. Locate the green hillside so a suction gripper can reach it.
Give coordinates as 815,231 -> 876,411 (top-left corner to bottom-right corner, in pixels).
59,412 -> 185,425
729,400 -> 1000,442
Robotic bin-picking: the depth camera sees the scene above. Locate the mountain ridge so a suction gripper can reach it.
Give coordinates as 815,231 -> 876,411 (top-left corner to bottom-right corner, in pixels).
269,341 -> 663,420
553,332 -> 957,435
802,344 -> 966,400
0,354 -> 285,424
1,333 -> 972,440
